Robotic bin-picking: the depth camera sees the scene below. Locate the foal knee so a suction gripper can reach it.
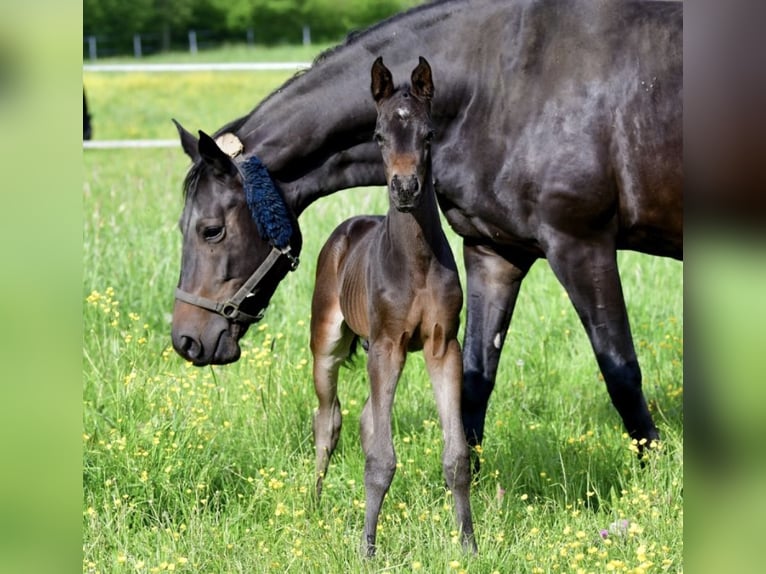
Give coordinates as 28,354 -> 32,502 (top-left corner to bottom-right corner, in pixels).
442,443 -> 471,491
365,454 -> 397,494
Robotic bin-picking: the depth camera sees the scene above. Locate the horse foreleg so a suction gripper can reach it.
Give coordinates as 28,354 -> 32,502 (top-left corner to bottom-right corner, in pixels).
544,235 -> 659,447
310,303 -> 354,502
359,337 -> 404,557
462,242 -> 531,471
424,335 -> 477,553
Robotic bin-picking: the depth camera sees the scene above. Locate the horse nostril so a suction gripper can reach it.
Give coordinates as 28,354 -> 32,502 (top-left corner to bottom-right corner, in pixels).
410,177 -> 419,192
178,335 -> 201,360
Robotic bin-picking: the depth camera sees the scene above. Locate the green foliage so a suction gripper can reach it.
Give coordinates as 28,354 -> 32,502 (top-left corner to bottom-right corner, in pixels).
84,0 -> 155,41
84,0 -> 425,53
83,65 -> 682,572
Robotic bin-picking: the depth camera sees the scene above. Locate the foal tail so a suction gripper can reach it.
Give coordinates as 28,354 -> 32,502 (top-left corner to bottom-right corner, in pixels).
345,334 -> 367,365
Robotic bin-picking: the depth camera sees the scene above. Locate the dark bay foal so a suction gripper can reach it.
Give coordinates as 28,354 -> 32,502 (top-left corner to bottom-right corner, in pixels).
310,57 -> 476,556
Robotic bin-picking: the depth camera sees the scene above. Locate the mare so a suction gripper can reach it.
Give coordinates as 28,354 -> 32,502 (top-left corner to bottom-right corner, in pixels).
171,0 -> 682,470
310,57 -> 475,556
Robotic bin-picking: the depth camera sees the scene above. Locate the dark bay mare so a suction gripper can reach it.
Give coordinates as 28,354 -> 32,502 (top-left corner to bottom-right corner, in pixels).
172,0 -> 682,468
310,57 -> 475,555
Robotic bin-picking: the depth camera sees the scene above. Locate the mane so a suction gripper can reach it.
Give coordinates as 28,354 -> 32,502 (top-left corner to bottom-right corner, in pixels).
313,0 -> 462,64
233,0 -> 463,127
182,160 -> 205,201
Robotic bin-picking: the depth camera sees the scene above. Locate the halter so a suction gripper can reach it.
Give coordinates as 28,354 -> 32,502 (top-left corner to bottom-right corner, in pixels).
175,245 -> 298,323
175,141 -> 299,324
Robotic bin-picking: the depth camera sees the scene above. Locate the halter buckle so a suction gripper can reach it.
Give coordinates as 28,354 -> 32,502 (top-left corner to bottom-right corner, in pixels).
221,302 -> 240,319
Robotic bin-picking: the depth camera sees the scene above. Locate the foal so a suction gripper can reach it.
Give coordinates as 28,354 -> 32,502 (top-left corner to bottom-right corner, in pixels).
310,57 -> 476,556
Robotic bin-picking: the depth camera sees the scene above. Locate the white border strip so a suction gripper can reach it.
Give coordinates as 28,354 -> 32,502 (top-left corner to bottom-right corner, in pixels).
83,62 -> 311,73
84,140 -> 179,149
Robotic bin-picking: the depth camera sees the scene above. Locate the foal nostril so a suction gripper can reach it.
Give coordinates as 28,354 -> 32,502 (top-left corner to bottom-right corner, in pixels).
176,335 -> 202,360
390,175 -> 418,194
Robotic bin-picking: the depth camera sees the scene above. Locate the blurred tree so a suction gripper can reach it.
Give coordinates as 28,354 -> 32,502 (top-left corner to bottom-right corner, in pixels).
84,0 -> 425,54
153,0 -> 197,50
83,0 -> 154,45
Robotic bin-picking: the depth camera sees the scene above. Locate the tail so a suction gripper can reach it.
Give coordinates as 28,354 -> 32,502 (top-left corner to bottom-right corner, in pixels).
344,334 -> 366,366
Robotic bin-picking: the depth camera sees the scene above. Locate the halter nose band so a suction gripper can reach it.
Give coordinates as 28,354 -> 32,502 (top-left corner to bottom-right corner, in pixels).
175,246 -> 299,324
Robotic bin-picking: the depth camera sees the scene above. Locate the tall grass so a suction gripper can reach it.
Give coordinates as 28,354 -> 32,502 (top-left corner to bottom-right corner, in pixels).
83,64 -> 683,573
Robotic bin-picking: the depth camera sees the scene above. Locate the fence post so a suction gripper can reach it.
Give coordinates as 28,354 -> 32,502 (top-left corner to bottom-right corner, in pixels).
133,34 -> 142,58
302,25 -> 311,46
246,28 -> 254,45
87,35 -> 97,60
188,30 -> 198,55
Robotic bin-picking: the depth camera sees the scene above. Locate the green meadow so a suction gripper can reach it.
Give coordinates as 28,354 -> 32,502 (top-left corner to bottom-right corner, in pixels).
83,47 -> 683,573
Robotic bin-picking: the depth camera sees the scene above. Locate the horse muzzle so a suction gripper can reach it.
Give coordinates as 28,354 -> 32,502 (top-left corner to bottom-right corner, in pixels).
390,174 -> 421,212
171,303 -> 248,365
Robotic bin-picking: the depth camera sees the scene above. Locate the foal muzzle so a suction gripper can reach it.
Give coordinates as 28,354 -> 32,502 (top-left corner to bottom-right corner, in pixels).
390,174 -> 421,211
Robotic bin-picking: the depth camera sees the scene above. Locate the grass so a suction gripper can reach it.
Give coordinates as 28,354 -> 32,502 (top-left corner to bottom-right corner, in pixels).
83,49 -> 683,574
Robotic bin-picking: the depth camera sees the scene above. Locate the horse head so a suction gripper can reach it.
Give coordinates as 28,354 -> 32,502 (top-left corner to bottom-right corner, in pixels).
371,56 -> 435,213
171,121 -> 302,365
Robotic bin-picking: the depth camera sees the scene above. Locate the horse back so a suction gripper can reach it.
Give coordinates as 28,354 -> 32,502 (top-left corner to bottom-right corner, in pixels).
437,0 -> 683,259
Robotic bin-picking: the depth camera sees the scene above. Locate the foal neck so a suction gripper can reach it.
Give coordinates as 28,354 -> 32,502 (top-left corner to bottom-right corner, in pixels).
384,164 -> 445,255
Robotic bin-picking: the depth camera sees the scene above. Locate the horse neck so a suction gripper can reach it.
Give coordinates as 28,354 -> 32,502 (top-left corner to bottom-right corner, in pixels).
229,1 -> 474,216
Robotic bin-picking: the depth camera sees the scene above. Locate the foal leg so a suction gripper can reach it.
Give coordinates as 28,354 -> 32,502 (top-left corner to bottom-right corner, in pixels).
310,301 -> 355,501
462,242 -> 532,470
424,334 -> 477,553
544,234 -> 659,446
359,337 -> 405,557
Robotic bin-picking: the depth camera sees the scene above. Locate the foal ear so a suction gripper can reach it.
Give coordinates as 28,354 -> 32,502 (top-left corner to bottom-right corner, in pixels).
411,57 -> 434,102
197,130 -> 237,177
371,56 -> 395,103
173,119 -> 200,162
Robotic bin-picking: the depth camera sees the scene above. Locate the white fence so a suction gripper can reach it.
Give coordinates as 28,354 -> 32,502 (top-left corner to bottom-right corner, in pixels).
83,61 -> 311,148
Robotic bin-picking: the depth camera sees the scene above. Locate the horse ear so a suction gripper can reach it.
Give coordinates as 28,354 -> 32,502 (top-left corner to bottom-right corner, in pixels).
411,57 -> 434,101
198,130 -> 237,177
173,119 -> 200,162
371,57 -> 395,103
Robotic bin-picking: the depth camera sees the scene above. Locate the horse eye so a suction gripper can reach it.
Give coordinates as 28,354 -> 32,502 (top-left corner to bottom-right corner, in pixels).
373,132 -> 385,144
202,225 -> 224,241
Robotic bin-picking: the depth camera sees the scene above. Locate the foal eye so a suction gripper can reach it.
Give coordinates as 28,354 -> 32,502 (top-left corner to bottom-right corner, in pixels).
202,225 -> 224,241
373,132 -> 385,144
424,130 -> 435,143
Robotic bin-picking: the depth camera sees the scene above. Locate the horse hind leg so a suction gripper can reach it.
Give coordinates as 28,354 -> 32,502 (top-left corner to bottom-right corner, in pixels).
310,303 -> 355,502
425,333 -> 477,553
